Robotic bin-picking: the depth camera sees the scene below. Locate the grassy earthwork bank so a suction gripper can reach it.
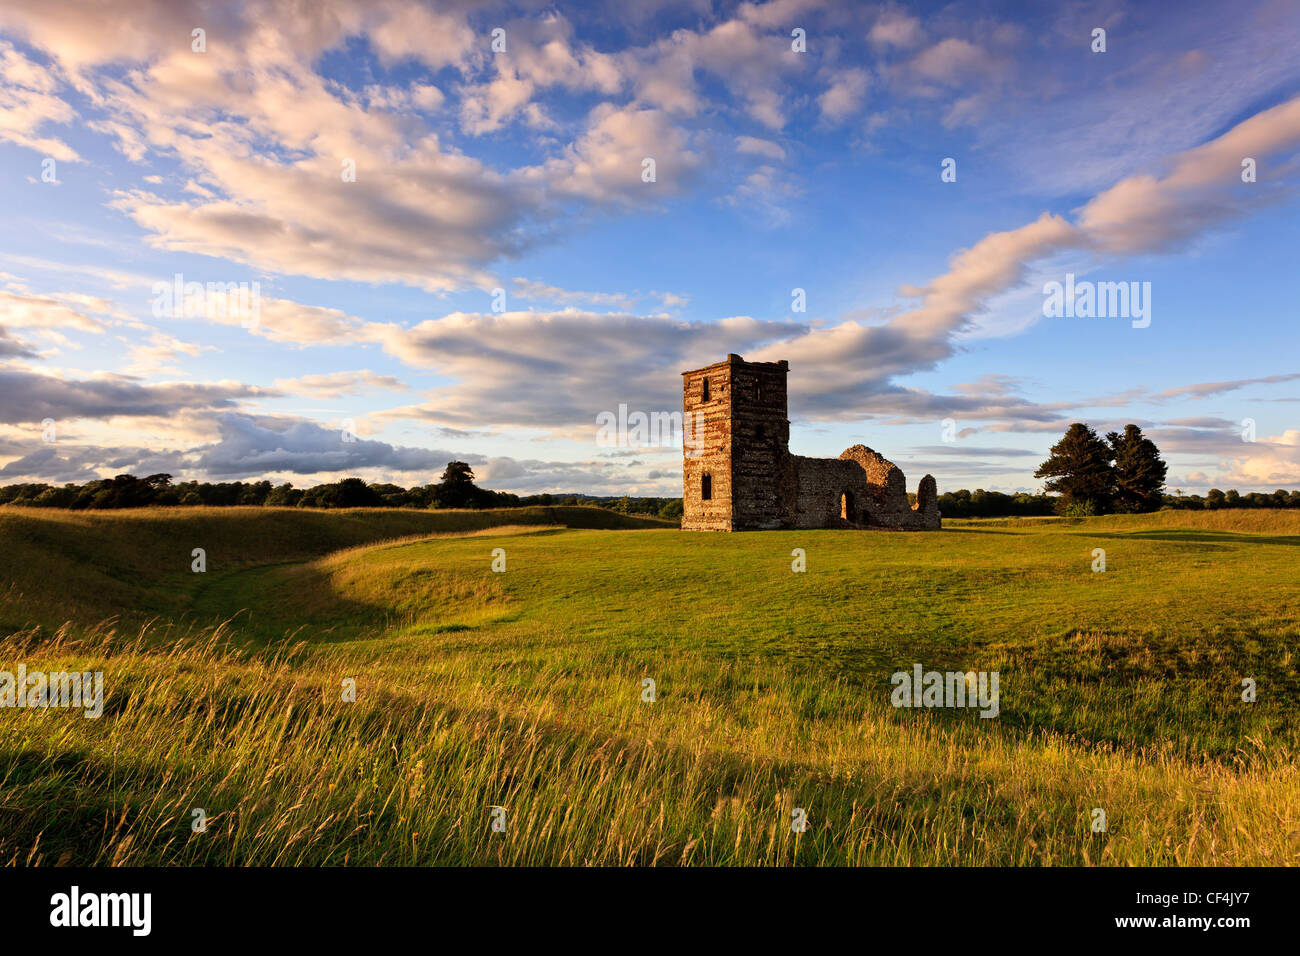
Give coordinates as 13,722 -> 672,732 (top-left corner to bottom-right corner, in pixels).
1,505 -> 1297,865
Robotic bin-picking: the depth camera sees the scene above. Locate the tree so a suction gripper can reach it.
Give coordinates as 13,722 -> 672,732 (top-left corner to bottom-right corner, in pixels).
1205,488 -> 1226,510
320,477 -> 382,508
440,461 -> 475,486
238,480 -> 273,506
433,461 -> 480,509
1034,423 -> 1115,513
1107,424 -> 1167,512
81,473 -> 174,509
658,499 -> 683,519
265,482 -> 300,507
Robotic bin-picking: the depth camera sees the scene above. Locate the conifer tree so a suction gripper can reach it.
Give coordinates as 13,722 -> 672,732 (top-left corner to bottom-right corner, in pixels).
1034,423 -> 1115,513
1107,424 -> 1167,512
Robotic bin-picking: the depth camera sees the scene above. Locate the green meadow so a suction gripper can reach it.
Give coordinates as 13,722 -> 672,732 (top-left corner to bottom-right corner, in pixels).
1,505 -> 1297,865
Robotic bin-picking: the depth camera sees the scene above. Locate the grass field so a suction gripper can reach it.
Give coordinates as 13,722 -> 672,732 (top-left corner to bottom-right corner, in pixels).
1,506 -> 1297,865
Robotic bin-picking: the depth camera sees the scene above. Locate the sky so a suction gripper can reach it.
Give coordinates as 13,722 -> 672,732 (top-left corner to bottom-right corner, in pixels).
1,0 -> 1298,497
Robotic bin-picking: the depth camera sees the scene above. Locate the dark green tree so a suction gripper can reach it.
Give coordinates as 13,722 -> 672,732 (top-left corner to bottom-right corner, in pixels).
238,480 -> 273,506
1107,424 -> 1167,512
433,461 -> 479,509
1034,423 -> 1115,513
320,477 -> 382,508
265,482 -> 300,507
658,499 -> 684,519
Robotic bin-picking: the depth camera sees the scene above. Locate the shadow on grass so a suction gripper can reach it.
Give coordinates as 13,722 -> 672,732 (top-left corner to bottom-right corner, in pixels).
188,546 -> 522,647
186,560 -> 413,645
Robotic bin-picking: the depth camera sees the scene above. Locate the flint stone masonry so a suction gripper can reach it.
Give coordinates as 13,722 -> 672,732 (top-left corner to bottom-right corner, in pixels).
681,354 -> 940,531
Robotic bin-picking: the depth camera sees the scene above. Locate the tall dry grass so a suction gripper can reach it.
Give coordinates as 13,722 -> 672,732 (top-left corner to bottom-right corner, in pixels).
2,618 -> 1295,866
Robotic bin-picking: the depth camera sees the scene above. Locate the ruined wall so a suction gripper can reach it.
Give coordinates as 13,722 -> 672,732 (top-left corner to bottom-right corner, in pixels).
789,457 -> 864,527
680,355 -> 940,531
909,474 -> 941,530
838,445 -> 909,518
835,444 -> 941,529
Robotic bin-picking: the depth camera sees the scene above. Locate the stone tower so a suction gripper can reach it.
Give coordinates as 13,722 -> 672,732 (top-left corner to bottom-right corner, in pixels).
681,354 -> 791,531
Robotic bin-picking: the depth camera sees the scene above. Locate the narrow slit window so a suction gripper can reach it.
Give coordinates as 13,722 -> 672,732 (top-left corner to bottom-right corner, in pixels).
701,473 -> 712,500
700,377 -> 710,402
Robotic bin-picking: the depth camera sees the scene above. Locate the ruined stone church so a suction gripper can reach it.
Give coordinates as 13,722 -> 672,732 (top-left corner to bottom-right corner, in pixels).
681,355 -> 940,531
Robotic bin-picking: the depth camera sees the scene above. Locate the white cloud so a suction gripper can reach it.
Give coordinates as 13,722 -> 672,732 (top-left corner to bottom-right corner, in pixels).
622,14 -> 805,130
371,309 -> 805,430
0,366 -> 271,425
511,278 -> 634,309
818,68 -> 870,123
0,290 -> 107,332
0,40 -> 79,160
273,370 -> 409,398
869,9 -> 923,50
1079,95 -> 1300,254
735,135 -> 785,160
1219,430 -> 1300,486
540,103 -> 701,202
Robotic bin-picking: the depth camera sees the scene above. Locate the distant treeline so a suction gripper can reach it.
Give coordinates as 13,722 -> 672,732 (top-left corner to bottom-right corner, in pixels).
1161,488 -> 1300,510
1,467 -> 1293,521
0,464 -> 684,519
936,487 -> 1300,518
935,489 -> 1056,518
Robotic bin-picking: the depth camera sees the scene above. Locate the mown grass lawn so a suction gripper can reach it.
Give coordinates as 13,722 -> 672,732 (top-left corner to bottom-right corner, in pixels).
1,507 -> 1297,865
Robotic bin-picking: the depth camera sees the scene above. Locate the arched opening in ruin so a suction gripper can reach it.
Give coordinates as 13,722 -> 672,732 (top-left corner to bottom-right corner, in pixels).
840,490 -> 854,521
701,473 -> 712,500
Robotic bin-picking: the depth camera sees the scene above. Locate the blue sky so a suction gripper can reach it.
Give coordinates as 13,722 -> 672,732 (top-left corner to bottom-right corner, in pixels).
1,0 -> 1298,496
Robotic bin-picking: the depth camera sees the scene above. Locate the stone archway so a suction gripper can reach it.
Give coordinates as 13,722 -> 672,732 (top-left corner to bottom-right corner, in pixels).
840,489 -> 854,522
